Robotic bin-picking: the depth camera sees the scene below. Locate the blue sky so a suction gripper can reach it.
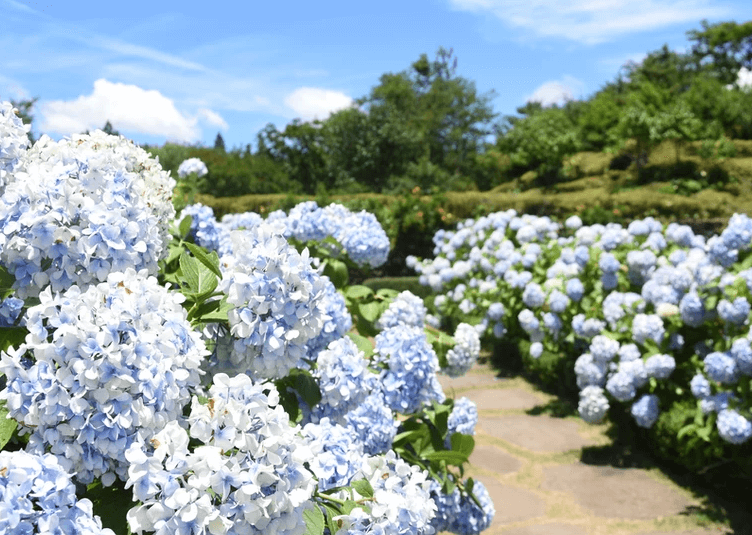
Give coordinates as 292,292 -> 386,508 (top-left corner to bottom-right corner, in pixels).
3,0 -> 752,149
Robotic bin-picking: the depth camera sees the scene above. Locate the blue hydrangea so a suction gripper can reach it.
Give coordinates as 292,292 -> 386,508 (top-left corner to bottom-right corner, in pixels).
566,278 -> 584,301
601,272 -> 618,290
308,337 -> 377,424
303,418 -> 364,491
548,289 -> 570,314
0,131 -> 175,298
431,480 -> 495,535
487,302 -> 505,321
690,373 -> 712,398
179,203 -> 233,255
721,213 -> 752,251
572,314 -> 606,339
0,296 -> 23,327
589,335 -> 620,363
444,323 -> 481,377
305,275 -> 353,358
212,223 -> 329,381
701,391 -> 737,414
679,292 -> 705,327
605,372 -> 637,401
529,341 -> 544,358
447,397 -> 478,439
0,269 -> 207,486
177,157 -> 208,178
0,101 -> 31,192
518,309 -> 540,335
0,450 -> 114,535
730,337 -> 752,375
599,252 -> 620,273
626,250 -> 656,285
631,314 -> 665,346
717,297 -> 750,326
645,354 -> 676,379
716,409 -> 752,445
619,343 -> 641,362
377,291 -> 428,330
345,393 -> 398,455
631,394 -> 660,428
373,325 -> 444,414
704,351 -> 738,384
578,385 -> 609,423
574,353 -> 608,388
707,235 -> 738,267
221,210 -> 264,230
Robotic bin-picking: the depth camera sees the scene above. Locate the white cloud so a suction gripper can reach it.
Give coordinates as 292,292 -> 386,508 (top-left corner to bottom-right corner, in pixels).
198,108 -> 229,130
38,79 -> 227,143
447,0 -> 731,44
526,76 -> 584,106
284,87 -> 353,121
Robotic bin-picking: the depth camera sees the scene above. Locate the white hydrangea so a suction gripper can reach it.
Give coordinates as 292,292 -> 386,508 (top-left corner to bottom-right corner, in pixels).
177,157 -> 208,178
0,101 -> 31,191
0,130 -> 175,298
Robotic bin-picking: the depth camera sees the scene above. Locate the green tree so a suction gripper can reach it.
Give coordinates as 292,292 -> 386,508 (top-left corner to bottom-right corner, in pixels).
102,120 -> 120,137
214,133 -> 226,152
495,104 -> 581,182
357,47 -> 497,190
688,19 -> 752,84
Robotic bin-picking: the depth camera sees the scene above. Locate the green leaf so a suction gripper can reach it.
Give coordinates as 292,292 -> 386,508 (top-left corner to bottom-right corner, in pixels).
179,252 -> 200,292
450,433 -> 475,457
178,215 -> 193,240
303,505 -> 325,535
359,301 -> 383,322
323,259 -> 349,289
0,265 -> 16,299
185,242 -> 222,278
423,450 -> 469,466
0,327 -> 27,353
294,369 -> 322,408
343,285 -> 374,300
0,400 -> 18,449
351,478 -> 375,499
347,332 -> 374,358
322,503 -> 343,535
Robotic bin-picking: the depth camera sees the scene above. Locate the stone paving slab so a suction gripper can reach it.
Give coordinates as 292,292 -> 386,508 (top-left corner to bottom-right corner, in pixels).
541,463 -> 694,520
469,444 -> 522,475
479,415 -> 602,453
480,479 -> 546,526
498,523 -> 588,535
463,388 -> 545,411
438,372 -> 505,391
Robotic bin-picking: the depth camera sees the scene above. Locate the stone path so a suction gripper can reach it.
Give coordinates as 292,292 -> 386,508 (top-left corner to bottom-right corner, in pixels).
437,362 -> 737,535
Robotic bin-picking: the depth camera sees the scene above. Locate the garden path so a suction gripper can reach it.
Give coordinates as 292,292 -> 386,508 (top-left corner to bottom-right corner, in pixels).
437,361 -> 739,535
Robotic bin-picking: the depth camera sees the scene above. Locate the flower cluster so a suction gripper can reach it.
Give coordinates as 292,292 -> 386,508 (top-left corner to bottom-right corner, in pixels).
410,209 -> 752,444
125,373 -> 316,535
0,450 -> 114,535
177,157 -> 208,178
0,269 -> 206,485
210,224 -> 329,381
0,130 -> 175,298
0,101 -> 30,191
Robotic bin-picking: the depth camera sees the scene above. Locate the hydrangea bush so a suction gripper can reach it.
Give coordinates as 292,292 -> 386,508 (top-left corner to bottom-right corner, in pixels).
0,104 -> 493,535
409,209 -> 752,461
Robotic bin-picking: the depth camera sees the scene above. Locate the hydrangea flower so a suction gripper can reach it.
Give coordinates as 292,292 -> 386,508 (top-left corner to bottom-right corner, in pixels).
645,354 -> 676,379
717,297 -> 750,326
575,353 -> 608,388
305,275 -> 353,358
211,224 -> 328,381
716,409 -> 752,444
522,282 -> 545,308
444,323 -> 481,377
589,335 -> 620,363
0,269 -> 206,486
529,341 -> 543,358
0,131 -> 176,298
0,450 -> 114,535
631,394 -> 660,428
0,101 -> 31,192
345,393 -> 398,455
447,397 -> 478,438
430,480 -> 495,535
0,296 -> 23,327
179,203 -> 233,256
303,418 -> 365,491
606,372 -> 637,402
334,450 -> 437,535
177,157 -> 208,178
730,337 -> 752,376
679,292 -> 705,327
373,325 -> 444,414
377,291 -> 427,330
579,385 -> 610,423
704,351 -> 738,384
308,337 -> 377,424
631,314 -> 665,346
126,373 -> 316,535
